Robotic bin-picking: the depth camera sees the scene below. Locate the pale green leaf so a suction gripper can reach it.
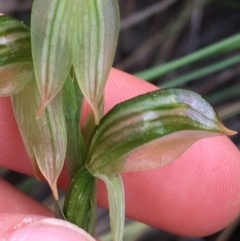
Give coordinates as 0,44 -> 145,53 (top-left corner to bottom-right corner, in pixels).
72,0 -> 119,123
94,174 -> 124,241
87,89 -> 235,178
31,0 -> 72,117
31,0 -> 119,123
0,16 -> 33,96
12,80 -> 67,199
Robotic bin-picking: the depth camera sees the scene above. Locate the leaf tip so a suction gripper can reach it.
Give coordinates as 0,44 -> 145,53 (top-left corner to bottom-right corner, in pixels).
219,123 -> 237,136
36,98 -> 49,119
88,101 -> 100,125
93,110 -> 100,125
49,180 -> 59,200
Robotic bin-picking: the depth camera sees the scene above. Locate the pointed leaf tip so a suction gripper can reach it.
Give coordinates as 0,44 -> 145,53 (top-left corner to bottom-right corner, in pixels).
31,0 -> 72,109
48,180 -> 59,200
92,106 -> 100,126
73,0 -> 120,124
219,122 -> 237,136
36,97 -> 49,119
87,89 -> 235,178
12,81 -> 67,200
39,167 -> 59,199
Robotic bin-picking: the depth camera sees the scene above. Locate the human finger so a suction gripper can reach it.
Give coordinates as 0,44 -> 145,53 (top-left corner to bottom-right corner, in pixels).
0,180 -> 98,241
0,68 -> 240,237
0,178 -> 52,216
0,214 -> 96,241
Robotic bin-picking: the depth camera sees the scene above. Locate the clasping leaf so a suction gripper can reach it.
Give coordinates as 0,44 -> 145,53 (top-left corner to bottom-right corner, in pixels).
87,89 -> 236,177
86,88 -> 236,241
31,0 -> 72,117
12,80 -> 67,200
31,0 -> 119,123
72,0 -> 119,123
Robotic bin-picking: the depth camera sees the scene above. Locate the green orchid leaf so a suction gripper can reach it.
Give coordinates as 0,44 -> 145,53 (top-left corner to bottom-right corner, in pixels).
31,0 -> 119,123
12,80 -> 67,200
31,0 -> 72,117
72,0 -> 120,124
63,73 -> 87,178
95,173 -> 124,241
63,166 -> 97,235
0,15 -> 33,96
87,89 -> 236,178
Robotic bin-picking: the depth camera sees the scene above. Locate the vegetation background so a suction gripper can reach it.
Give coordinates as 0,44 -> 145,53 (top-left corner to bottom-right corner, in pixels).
0,0 -> 240,240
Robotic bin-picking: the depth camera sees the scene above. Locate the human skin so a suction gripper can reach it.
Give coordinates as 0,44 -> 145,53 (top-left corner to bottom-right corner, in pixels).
1,68 -> 240,240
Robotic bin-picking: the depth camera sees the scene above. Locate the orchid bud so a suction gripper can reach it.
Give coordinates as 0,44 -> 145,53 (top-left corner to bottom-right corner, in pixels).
72,0 -> 119,123
31,0 -> 72,117
31,0 -> 119,123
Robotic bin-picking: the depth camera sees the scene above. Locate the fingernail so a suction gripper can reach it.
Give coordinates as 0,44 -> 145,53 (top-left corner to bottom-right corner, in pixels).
5,218 -> 95,241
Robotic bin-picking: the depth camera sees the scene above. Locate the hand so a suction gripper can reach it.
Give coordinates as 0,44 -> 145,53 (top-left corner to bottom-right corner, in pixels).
1,69 -> 240,240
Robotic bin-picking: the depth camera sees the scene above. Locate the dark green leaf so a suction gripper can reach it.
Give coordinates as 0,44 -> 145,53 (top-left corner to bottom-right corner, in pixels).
63,166 -> 97,235
63,74 -> 87,178
0,16 -> 33,96
87,89 -> 235,178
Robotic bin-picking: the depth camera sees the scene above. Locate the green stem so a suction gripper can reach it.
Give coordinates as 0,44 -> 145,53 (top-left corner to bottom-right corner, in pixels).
160,54 -> 240,88
206,85 -> 240,105
63,75 -> 87,178
136,33 -> 240,81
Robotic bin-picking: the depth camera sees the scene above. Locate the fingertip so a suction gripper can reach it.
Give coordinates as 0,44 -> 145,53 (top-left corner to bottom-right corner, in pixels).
0,179 -> 52,216
152,136 -> 240,236
98,136 -> 240,236
2,216 -> 95,241
0,97 -> 32,175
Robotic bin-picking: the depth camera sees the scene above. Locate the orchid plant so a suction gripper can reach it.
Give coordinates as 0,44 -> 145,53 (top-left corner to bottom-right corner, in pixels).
0,1 -> 236,241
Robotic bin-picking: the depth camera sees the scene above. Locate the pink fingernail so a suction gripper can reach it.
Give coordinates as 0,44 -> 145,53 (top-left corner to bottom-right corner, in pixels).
4,218 -> 95,241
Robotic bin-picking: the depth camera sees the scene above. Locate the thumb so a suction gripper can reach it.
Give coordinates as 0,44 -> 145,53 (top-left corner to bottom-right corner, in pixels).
1,214 -> 96,241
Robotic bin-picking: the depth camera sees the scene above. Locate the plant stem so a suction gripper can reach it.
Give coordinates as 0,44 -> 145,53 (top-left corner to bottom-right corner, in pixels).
136,33 -> 240,81
160,54 -> 240,88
